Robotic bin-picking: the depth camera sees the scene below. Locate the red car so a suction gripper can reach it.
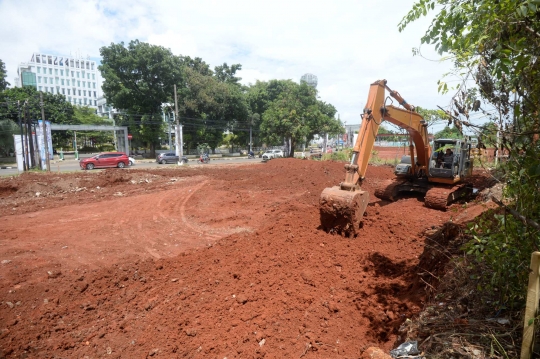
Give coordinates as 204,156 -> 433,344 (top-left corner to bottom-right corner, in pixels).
79,152 -> 130,170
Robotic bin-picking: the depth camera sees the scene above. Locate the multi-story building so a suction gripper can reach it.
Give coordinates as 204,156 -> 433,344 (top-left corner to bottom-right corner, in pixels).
15,53 -> 99,108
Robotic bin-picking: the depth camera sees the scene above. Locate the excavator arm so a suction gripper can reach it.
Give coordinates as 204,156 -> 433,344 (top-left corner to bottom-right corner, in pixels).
320,79 -> 430,236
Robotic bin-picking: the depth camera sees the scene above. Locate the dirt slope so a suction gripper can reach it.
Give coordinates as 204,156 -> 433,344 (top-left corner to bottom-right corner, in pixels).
0,159 -> 492,358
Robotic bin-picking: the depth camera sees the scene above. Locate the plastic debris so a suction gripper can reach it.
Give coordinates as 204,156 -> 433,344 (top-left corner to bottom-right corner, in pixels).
390,341 -> 422,358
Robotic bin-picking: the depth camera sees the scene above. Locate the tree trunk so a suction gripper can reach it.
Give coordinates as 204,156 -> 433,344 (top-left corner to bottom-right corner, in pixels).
290,138 -> 295,158
150,142 -> 156,158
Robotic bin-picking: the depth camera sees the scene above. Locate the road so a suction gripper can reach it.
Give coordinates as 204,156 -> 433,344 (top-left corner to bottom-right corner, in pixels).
0,156 -> 265,176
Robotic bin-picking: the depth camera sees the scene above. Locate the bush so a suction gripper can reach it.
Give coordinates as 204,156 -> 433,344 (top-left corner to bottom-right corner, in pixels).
321,150 -> 351,162
98,144 -> 115,152
79,146 -> 99,153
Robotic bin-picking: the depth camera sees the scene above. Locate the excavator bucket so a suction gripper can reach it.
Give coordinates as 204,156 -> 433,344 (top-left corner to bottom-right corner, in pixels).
319,186 -> 369,236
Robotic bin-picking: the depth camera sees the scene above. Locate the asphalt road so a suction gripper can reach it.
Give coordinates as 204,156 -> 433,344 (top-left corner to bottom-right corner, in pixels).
0,157 -> 265,176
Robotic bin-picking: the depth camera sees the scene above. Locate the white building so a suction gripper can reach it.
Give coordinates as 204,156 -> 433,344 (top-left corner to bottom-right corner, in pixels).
15,53 -> 99,108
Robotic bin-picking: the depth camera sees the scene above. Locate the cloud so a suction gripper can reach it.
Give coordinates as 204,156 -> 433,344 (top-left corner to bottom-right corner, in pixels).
0,0 -> 458,132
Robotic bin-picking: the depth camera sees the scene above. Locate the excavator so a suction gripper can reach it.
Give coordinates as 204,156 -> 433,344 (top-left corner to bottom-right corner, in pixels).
319,79 -> 474,236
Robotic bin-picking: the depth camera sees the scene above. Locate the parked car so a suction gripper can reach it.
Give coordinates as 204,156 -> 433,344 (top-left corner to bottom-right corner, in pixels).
262,149 -> 284,161
80,152 -> 129,170
156,152 -> 188,164
128,157 -> 136,166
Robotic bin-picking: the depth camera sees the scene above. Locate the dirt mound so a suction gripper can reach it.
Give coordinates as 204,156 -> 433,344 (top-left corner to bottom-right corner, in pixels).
0,159 -> 493,358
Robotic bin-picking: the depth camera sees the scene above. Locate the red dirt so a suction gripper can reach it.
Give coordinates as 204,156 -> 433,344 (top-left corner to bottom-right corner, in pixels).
0,159 -> 493,358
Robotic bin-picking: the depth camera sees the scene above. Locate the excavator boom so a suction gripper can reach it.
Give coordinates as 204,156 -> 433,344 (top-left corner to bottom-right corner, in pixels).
319,80 -> 430,236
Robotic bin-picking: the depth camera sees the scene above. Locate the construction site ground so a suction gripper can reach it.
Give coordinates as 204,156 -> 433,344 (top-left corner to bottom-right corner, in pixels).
0,158 -> 495,358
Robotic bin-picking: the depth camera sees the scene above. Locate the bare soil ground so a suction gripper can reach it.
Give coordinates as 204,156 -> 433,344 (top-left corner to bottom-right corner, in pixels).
0,159 -> 494,358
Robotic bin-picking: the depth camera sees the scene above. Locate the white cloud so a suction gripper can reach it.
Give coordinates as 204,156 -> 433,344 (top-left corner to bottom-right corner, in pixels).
0,0 -> 459,132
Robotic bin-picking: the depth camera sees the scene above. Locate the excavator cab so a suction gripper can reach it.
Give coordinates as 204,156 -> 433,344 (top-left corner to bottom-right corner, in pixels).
428,139 -> 473,181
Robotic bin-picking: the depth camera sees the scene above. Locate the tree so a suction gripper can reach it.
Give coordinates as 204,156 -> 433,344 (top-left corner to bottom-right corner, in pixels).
261,81 -> 341,157
214,63 -> 242,85
434,125 -> 461,139
99,40 -> 184,156
72,106 -> 115,150
0,59 -> 9,91
400,0 -> 540,308
0,120 -> 18,156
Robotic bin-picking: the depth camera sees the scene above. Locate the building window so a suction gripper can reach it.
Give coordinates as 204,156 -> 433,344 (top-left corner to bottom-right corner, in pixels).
67,89 -> 70,95
44,77 -> 47,84
37,67 -> 41,73
86,62 -> 90,69
71,71 -> 74,77
78,90 -> 81,96
48,56 -> 52,64
91,63 -> 94,70
94,100 -> 97,106
77,72 -> 80,78
45,87 -> 48,92
60,70 -> 64,76
55,69 -> 58,75
38,76 -> 41,83
61,79 -> 64,85
84,98 -> 87,105
92,74 -> 95,80
39,86 -> 42,91
62,88 -> 65,95
93,82 -> 96,88
49,68 -> 52,75
77,81 -> 81,87
79,99 -> 82,105
67,80 -> 70,86
83,81 -> 85,88
56,78 -> 59,85
68,96 -> 71,102
84,90 -> 87,96
93,91 -> 96,97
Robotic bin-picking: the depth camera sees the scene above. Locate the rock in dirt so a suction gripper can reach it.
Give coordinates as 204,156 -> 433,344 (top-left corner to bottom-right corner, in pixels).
47,270 -> 62,278
362,347 -> 392,359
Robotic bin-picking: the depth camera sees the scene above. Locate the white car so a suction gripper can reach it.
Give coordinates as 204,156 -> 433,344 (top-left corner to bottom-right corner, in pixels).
262,150 -> 284,161
128,157 -> 136,166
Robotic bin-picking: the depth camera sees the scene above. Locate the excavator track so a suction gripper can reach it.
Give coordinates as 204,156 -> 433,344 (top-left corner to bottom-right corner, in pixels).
374,180 -> 401,201
424,184 -> 474,210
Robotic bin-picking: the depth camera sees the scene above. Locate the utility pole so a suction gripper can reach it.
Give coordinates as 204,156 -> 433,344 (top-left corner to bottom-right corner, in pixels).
109,109 -> 117,150
40,93 -> 51,171
25,104 -> 35,168
165,110 -> 172,149
17,101 -> 27,171
174,84 -> 184,165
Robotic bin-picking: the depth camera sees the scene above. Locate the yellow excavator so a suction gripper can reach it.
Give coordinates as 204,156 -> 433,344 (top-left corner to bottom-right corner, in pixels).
320,79 -> 474,235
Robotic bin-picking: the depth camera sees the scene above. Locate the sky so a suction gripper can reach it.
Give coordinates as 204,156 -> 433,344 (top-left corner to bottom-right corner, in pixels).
0,0 -> 462,133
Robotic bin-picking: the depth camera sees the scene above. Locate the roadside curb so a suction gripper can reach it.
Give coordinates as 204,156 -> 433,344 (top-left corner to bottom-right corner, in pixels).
0,166 -> 16,169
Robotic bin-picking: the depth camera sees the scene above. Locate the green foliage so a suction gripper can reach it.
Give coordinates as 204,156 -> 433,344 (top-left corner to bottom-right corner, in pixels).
0,120 -> 18,156
0,59 -> 9,91
99,40 -> 183,154
260,81 -> 341,157
179,65 -> 249,152
434,125 -> 462,139
321,150 -> 350,162
463,212 -> 539,309
401,0 -> 540,310
0,86 -> 74,124
72,106 -> 114,148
